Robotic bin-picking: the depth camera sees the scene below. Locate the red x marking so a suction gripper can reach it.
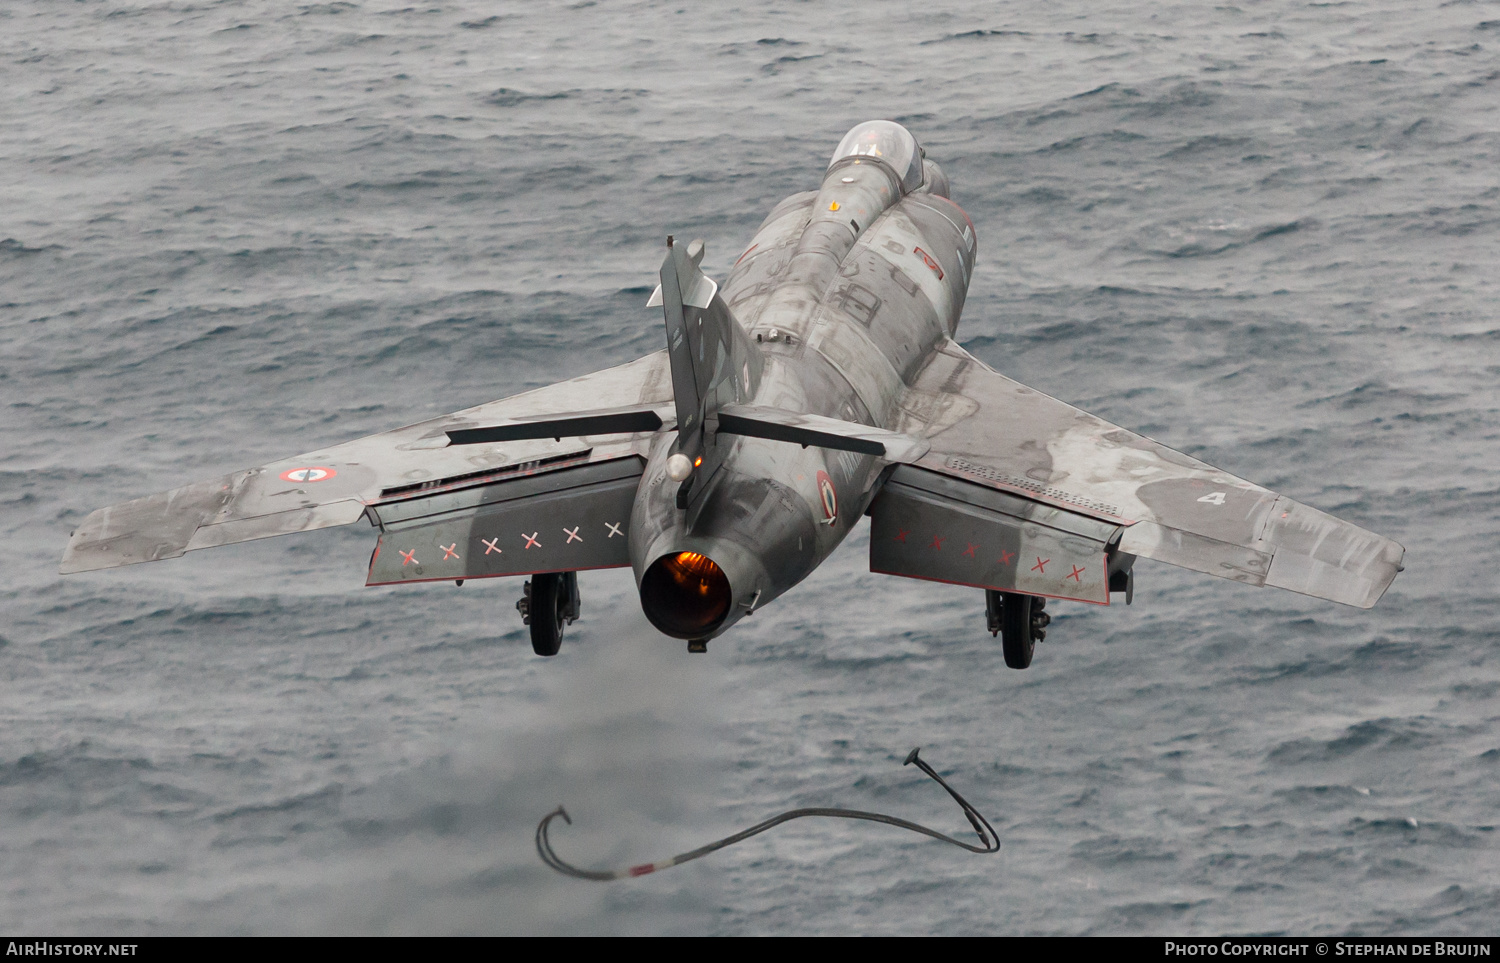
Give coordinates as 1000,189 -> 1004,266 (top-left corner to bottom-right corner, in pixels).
931,535 -> 945,550
962,543 -> 977,558
523,532 -> 541,549
998,550 -> 1015,565
894,529 -> 908,543
1032,557 -> 1049,573
482,537 -> 501,555
441,543 -> 459,561
564,527 -> 582,544
1068,565 -> 1085,582
400,549 -> 417,566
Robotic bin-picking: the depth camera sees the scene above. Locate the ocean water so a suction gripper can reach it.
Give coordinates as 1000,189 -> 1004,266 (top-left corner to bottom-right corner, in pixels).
2,0 -> 1497,935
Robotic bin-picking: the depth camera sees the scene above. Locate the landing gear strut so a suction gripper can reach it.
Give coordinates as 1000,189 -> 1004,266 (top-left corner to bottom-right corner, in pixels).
986,590 -> 1050,669
518,572 -> 580,657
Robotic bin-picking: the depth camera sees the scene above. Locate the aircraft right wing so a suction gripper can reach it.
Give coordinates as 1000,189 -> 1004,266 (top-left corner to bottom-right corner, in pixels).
886,340 -> 1403,608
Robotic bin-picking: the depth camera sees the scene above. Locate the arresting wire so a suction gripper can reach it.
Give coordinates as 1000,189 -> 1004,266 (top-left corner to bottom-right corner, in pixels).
536,748 -> 998,880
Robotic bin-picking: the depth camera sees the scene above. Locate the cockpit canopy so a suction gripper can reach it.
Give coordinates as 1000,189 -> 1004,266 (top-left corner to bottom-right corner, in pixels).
828,121 -> 925,194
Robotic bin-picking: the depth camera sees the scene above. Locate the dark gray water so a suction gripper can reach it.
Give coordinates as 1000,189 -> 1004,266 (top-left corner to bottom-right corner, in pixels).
3,0 -> 1498,935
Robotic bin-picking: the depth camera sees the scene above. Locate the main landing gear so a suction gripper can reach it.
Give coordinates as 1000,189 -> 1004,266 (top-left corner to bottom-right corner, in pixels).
985,590 -> 1050,670
984,554 -> 1135,669
518,571 -> 580,657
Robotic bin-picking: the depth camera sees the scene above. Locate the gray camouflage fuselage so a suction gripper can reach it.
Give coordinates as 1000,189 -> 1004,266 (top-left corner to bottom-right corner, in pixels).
631,158 -> 974,639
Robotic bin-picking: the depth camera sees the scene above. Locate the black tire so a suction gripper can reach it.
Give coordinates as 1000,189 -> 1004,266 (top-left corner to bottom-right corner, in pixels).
1000,592 -> 1046,669
529,573 -> 566,657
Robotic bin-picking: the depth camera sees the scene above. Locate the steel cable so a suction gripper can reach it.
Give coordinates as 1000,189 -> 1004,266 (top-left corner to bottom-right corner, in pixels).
536,748 -> 998,880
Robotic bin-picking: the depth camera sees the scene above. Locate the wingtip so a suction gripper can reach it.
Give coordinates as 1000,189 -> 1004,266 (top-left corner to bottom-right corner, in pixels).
58,542 -> 138,575
58,533 -> 99,575
58,549 -> 116,575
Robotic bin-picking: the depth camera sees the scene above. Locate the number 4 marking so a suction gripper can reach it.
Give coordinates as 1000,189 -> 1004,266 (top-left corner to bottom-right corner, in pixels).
1197,491 -> 1227,506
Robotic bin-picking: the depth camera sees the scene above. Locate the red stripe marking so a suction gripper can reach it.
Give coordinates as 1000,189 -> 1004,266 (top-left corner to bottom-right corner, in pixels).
913,246 -> 944,280
366,562 -> 631,588
867,565 -> 1111,606
628,864 -> 655,877
932,194 -> 978,247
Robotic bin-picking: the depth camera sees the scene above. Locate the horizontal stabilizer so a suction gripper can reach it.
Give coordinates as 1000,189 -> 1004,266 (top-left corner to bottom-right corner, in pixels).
447,408 -> 665,447
717,405 -> 929,462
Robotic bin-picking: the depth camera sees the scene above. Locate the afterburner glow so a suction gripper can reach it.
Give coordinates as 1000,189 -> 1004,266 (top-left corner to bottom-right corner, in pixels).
640,552 -> 732,638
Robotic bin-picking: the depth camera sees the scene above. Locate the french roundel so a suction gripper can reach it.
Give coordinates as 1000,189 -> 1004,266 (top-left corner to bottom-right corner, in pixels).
816,470 -> 837,521
280,466 -> 336,483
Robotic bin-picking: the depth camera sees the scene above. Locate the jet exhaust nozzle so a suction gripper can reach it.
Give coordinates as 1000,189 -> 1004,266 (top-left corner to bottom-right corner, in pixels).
640,551 -> 733,639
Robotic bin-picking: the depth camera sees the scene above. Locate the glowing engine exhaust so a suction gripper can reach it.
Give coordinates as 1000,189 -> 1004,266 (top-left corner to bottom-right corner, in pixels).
640,551 -> 733,639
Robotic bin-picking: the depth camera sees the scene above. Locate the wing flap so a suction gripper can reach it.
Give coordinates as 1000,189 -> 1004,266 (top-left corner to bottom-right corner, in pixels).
366,459 -> 642,585
869,466 -> 1119,604
901,340 -> 1404,607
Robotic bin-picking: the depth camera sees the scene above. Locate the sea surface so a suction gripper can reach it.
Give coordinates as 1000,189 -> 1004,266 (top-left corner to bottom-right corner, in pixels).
2,0 -> 1498,936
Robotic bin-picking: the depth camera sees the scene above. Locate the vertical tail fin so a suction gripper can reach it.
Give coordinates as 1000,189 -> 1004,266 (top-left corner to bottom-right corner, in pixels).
649,237 -> 761,509
656,237 -> 716,442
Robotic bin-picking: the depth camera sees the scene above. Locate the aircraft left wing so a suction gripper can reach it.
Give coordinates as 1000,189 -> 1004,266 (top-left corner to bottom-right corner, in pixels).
61,352 -> 673,574
889,340 -> 1403,608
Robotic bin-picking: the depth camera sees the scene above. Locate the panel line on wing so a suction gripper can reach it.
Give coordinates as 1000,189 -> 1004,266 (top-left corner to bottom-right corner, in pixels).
378,450 -> 593,501
942,457 -> 1129,520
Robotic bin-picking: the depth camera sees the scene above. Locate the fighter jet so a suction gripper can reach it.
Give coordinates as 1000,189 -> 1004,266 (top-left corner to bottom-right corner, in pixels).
60,121 -> 1404,665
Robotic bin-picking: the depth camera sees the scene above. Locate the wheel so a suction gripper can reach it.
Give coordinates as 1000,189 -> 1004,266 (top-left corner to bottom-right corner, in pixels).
528,573 -> 566,657
1000,593 -> 1048,669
